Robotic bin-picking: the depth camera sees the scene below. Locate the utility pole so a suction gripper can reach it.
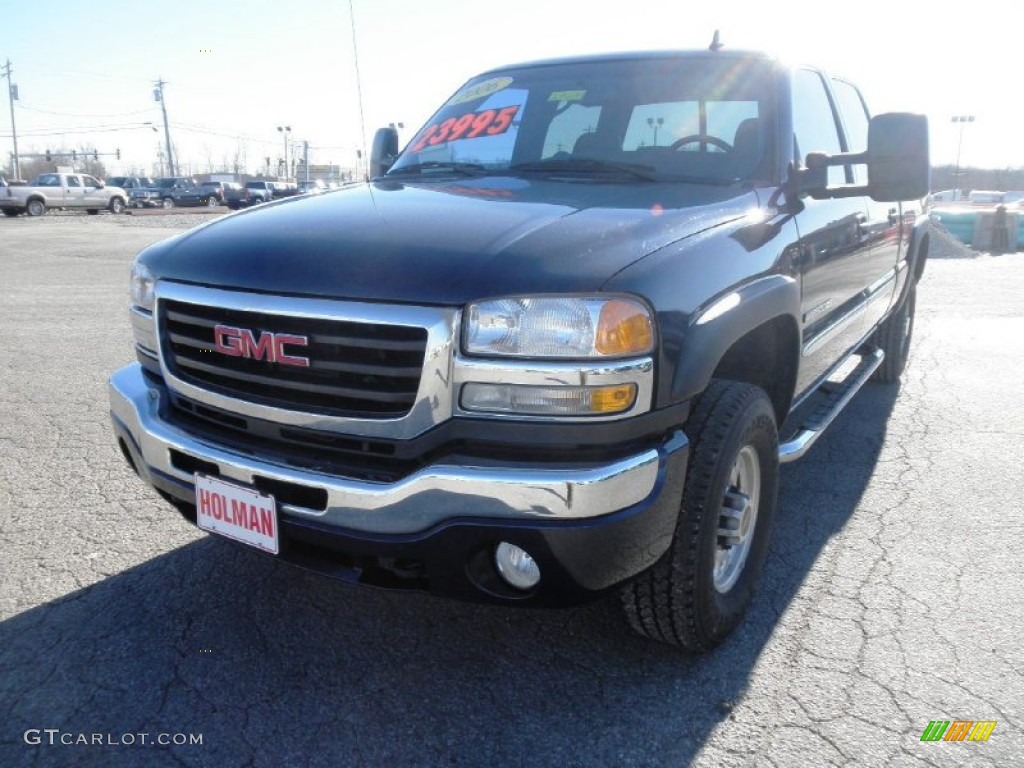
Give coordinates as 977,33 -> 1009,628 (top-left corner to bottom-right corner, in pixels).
303,140 -> 309,183
154,78 -> 176,176
276,125 -> 291,180
3,59 -> 20,179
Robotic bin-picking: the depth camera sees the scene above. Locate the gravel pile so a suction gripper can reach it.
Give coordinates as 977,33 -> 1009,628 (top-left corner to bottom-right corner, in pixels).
928,219 -> 977,259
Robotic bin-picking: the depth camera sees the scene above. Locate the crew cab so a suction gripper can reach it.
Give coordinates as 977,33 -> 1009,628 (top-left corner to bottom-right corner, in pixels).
223,181 -> 278,209
109,48 -> 929,651
1,172 -> 128,216
199,180 -> 239,204
130,177 -> 216,209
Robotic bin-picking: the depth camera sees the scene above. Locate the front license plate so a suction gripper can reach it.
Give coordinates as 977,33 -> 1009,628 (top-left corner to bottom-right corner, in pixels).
194,474 -> 279,555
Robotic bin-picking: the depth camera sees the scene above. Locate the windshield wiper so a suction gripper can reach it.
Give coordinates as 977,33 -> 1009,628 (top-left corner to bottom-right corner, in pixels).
385,161 -> 488,178
508,158 -> 659,181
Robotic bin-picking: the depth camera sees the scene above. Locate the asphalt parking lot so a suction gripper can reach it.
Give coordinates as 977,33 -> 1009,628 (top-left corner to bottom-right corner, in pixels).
1,212 -> 1021,767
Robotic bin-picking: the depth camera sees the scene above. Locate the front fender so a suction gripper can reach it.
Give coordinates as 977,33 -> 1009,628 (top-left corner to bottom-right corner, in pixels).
669,274 -> 801,402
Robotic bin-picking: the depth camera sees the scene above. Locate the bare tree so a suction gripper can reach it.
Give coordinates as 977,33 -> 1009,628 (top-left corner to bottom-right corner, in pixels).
16,146 -> 107,180
231,140 -> 247,177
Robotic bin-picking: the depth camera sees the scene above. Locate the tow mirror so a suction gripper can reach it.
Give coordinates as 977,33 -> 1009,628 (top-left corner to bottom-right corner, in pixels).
369,127 -> 399,179
865,113 -> 930,202
792,113 -> 930,203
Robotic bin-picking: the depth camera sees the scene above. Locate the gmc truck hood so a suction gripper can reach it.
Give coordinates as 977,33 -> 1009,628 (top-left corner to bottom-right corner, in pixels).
143,177 -> 758,304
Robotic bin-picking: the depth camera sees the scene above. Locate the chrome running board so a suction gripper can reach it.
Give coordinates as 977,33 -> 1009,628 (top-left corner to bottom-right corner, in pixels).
778,348 -> 884,463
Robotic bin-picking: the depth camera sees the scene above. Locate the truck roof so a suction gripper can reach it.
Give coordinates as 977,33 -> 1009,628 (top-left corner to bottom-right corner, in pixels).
477,48 -> 778,75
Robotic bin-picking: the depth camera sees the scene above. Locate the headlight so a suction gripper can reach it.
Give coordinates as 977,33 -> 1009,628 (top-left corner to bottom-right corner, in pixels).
129,262 -> 155,312
464,296 -> 653,358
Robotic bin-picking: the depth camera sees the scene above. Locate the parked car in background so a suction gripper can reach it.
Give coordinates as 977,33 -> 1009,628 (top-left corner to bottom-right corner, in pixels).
270,181 -> 299,199
107,176 -> 155,192
225,180 -> 275,209
1,172 -> 128,216
199,180 -> 238,204
297,180 -> 327,195
130,177 -> 217,209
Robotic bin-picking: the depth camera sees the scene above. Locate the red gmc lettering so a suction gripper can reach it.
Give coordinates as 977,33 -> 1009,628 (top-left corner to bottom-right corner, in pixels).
214,325 -> 309,367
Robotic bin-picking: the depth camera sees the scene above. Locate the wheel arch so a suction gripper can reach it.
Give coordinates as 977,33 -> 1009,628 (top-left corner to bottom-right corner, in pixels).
669,274 -> 801,425
912,227 -> 929,283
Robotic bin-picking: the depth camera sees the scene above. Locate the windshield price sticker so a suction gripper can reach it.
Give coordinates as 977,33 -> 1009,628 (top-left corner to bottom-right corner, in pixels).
409,106 -> 520,153
447,76 -> 514,106
549,90 -> 586,102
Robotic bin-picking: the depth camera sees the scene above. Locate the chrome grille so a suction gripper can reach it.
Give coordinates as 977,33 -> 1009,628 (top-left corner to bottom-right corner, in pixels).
159,299 -> 428,418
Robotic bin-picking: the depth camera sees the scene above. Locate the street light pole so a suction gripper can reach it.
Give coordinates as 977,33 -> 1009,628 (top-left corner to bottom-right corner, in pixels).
951,114 -> 974,201
277,125 -> 291,180
646,116 -> 664,147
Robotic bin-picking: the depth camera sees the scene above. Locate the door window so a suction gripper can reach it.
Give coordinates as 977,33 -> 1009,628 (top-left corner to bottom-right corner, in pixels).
792,69 -> 846,185
830,78 -> 870,183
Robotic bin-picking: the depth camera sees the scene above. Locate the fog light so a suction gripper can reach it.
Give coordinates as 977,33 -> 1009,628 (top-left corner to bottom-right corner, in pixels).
494,542 -> 541,590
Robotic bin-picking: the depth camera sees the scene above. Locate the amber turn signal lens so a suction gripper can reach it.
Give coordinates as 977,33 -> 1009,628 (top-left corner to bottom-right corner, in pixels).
589,384 -> 637,413
596,300 -> 653,356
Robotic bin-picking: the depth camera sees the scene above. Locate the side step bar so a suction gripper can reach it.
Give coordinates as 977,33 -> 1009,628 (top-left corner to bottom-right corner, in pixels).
778,348 -> 885,463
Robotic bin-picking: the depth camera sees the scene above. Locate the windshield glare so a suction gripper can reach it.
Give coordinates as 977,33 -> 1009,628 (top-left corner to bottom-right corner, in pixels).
389,56 -> 775,183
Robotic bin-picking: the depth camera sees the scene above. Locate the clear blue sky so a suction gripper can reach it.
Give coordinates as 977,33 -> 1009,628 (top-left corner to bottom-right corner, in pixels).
1,0 -> 1019,178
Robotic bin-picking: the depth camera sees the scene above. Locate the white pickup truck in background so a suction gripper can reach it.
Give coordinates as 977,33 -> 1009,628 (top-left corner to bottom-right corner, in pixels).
0,172 -> 129,217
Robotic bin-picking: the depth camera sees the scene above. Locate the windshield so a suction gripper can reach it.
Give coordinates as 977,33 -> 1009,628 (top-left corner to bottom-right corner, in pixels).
388,55 -> 775,184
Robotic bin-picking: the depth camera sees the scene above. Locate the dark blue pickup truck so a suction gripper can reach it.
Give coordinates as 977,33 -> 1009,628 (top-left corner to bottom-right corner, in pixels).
109,47 -> 929,651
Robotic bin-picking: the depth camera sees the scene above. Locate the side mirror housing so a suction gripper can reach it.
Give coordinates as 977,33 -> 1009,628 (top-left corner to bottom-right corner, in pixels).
370,127 -> 399,179
865,113 -> 930,202
790,112 -> 930,203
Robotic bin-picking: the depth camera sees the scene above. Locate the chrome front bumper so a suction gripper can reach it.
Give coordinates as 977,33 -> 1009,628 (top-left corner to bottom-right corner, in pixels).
110,364 -> 685,535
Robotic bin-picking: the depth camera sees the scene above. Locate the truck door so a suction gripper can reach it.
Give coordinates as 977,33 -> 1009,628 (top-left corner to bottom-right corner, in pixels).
64,175 -> 85,207
790,69 -> 892,395
82,175 -> 105,207
830,77 -> 903,332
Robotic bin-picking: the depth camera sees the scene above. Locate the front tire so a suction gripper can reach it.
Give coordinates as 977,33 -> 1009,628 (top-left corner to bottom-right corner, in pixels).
108,197 -> 125,214
26,199 -> 46,217
621,380 -> 779,651
161,197 -> 175,209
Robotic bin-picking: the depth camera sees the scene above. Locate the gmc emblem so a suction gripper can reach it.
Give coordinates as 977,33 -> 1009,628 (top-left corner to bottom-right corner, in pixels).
213,324 -> 310,367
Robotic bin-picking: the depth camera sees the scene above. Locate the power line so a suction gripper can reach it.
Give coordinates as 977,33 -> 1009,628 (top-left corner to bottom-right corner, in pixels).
0,124 -> 154,138
28,68 -> 154,85
16,103 -> 155,119
169,122 -> 279,146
